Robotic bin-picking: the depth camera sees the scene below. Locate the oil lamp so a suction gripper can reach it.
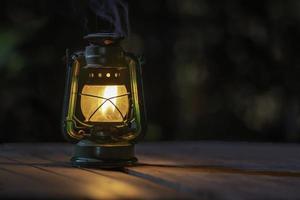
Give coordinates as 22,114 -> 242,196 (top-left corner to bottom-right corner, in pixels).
62,32 -> 146,167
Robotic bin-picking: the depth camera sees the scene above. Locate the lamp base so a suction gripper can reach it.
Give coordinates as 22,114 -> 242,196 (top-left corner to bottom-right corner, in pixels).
71,140 -> 137,168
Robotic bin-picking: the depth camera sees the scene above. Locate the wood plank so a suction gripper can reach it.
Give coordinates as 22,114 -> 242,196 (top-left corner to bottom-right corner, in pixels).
0,143 -> 185,199
125,165 -> 300,199
135,141 -> 300,172
122,141 -> 300,199
1,142 -> 300,199
0,162 -> 52,198
8,141 -> 300,173
0,157 -> 87,199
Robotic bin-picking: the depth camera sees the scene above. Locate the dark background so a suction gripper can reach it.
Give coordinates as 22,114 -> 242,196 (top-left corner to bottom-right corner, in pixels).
1,0 -> 300,142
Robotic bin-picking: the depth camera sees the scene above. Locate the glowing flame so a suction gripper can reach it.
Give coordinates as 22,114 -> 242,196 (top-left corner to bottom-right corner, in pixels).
81,85 -> 129,122
101,86 -> 118,114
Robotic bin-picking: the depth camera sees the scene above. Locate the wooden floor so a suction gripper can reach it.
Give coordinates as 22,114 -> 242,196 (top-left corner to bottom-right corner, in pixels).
0,142 -> 300,199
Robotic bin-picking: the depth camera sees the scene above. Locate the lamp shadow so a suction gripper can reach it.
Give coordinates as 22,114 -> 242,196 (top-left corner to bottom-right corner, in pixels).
129,162 -> 300,178
0,161 -> 299,177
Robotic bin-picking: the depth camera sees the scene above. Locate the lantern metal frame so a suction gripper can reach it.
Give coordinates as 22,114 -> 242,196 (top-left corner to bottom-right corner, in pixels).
62,33 -> 146,167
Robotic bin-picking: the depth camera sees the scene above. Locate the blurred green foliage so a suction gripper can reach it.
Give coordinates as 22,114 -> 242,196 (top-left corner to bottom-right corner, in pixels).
0,0 -> 300,142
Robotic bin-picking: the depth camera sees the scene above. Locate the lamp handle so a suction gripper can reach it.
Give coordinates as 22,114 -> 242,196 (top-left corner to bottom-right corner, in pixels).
125,52 -> 148,142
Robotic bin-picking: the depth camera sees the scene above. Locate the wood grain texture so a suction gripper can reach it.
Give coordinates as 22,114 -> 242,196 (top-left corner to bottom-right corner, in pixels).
135,142 -> 300,172
0,142 -> 299,199
0,143 -> 184,199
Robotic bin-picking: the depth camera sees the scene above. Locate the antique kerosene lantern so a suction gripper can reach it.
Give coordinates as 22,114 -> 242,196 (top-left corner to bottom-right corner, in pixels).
62,32 -> 146,167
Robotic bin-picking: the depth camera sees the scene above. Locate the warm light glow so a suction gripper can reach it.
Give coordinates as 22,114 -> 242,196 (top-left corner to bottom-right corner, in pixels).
81,85 -> 129,122
101,86 -> 117,114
